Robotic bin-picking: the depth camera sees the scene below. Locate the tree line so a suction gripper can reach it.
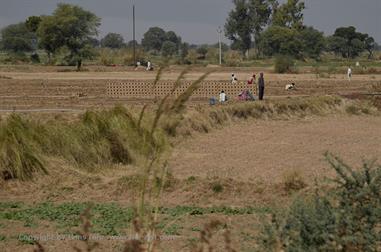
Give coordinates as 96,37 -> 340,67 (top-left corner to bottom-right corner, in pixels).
225,0 -> 377,60
0,2 -> 379,69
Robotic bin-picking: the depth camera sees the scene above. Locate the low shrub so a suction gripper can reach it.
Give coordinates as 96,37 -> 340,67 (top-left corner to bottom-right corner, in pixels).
274,55 -> 295,74
258,154 -> 381,251
282,170 -> 307,193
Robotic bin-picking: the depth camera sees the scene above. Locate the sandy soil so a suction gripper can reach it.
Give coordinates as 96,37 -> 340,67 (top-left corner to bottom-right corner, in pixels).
170,115 -> 381,184
1,70 -> 380,81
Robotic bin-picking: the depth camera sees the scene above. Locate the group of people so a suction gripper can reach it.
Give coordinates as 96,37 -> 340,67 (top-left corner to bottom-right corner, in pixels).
218,72 -> 265,103
135,61 -> 153,71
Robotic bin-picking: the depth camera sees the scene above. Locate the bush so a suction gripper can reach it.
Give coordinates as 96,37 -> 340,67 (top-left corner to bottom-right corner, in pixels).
223,50 -> 243,67
259,153 -> 381,251
282,170 -> 307,193
274,55 -> 295,74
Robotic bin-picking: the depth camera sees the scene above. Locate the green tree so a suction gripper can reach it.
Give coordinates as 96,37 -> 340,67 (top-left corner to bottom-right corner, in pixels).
272,0 -> 305,30
101,33 -> 125,49
127,40 -> 139,48
330,26 -> 372,58
326,35 -> 347,57
197,45 -> 209,60
0,23 -> 35,52
299,26 -> 325,60
260,25 -> 302,57
363,34 -> 375,59
165,31 -> 182,50
25,16 -> 42,33
37,3 -> 100,69
161,41 -> 177,57
248,0 -> 272,52
225,0 -> 253,55
180,42 -> 189,62
141,27 -> 166,52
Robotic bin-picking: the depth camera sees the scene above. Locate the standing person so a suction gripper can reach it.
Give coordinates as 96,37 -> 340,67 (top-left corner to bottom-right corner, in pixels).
231,73 -> 238,84
347,66 -> 352,81
147,61 -> 152,71
258,72 -> 265,100
219,90 -> 226,103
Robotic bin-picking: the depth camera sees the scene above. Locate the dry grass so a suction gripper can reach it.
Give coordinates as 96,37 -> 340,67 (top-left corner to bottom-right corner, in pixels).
175,96 -> 378,138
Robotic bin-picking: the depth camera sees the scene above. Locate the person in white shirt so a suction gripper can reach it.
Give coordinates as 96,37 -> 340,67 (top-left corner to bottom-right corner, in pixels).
219,91 -> 226,103
147,61 -> 152,71
347,67 -> 352,81
231,73 -> 238,84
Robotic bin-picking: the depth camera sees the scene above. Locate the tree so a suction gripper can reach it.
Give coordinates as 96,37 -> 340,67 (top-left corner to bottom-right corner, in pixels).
25,16 -> 42,33
37,3 -> 100,69
259,25 -> 302,57
197,45 -> 209,60
363,35 -> 375,59
127,40 -> 139,48
298,26 -> 325,60
272,0 -> 305,30
248,0 -> 272,52
165,31 -> 181,50
329,26 -> 373,58
180,42 -> 189,62
101,33 -> 125,49
326,36 -> 347,57
161,41 -> 177,57
141,27 -> 166,52
225,0 -> 253,54
0,23 -> 35,52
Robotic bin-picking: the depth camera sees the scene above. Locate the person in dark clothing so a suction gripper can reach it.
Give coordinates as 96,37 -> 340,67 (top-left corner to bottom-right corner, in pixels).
258,72 -> 265,100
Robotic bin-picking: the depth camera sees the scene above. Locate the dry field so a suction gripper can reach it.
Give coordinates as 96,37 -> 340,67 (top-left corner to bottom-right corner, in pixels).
0,66 -> 381,251
0,66 -> 380,110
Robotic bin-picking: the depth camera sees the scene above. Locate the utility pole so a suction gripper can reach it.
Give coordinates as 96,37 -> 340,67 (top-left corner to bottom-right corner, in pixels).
217,26 -> 222,65
133,4 -> 136,66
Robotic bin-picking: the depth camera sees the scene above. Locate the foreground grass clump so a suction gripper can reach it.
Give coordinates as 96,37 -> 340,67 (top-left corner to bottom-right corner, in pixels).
0,114 -> 47,180
0,106 -> 168,180
259,153 -> 381,252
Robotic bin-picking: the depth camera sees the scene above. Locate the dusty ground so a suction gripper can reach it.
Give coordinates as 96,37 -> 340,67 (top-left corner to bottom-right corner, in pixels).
1,66 -> 380,110
170,115 -> 381,184
1,113 -> 380,252
0,65 -> 381,251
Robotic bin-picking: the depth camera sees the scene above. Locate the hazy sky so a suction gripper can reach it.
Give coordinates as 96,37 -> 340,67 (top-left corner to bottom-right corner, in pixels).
0,0 -> 380,44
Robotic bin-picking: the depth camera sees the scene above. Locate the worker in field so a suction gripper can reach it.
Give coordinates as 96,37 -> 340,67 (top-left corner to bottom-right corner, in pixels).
258,72 -> 265,100
347,66 -> 352,81
219,90 -> 226,103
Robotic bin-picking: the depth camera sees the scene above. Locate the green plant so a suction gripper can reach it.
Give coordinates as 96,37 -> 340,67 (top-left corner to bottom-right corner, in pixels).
274,55 -> 295,73
258,154 -> 381,252
211,182 -> 224,193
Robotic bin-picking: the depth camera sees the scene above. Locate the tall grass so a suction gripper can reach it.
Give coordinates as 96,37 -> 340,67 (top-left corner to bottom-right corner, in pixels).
0,115 -> 47,180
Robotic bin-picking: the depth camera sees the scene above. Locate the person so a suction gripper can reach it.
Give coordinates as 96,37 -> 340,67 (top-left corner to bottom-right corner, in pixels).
247,74 -> 256,85
347,67 -> 352,81
231,73 -> 238,84
135,61 -> 141,70
285,83 -> 296,91
147,61 -> 153,71
219,90 -> 226,103
258,72 -> 265,100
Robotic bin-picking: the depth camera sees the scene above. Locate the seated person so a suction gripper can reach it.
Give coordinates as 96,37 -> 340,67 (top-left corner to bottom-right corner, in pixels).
247,74 -> 256,85
219,90 -> 226,103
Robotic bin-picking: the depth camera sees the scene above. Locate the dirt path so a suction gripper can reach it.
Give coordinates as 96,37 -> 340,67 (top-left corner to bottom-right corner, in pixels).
170,115 -> 381,184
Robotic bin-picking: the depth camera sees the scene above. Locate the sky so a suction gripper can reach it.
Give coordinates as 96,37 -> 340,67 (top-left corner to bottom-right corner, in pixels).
0,0 -> 380,44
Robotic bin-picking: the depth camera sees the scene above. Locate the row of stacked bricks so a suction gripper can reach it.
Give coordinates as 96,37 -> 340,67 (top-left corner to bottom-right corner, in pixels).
107,81 -> 252,99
